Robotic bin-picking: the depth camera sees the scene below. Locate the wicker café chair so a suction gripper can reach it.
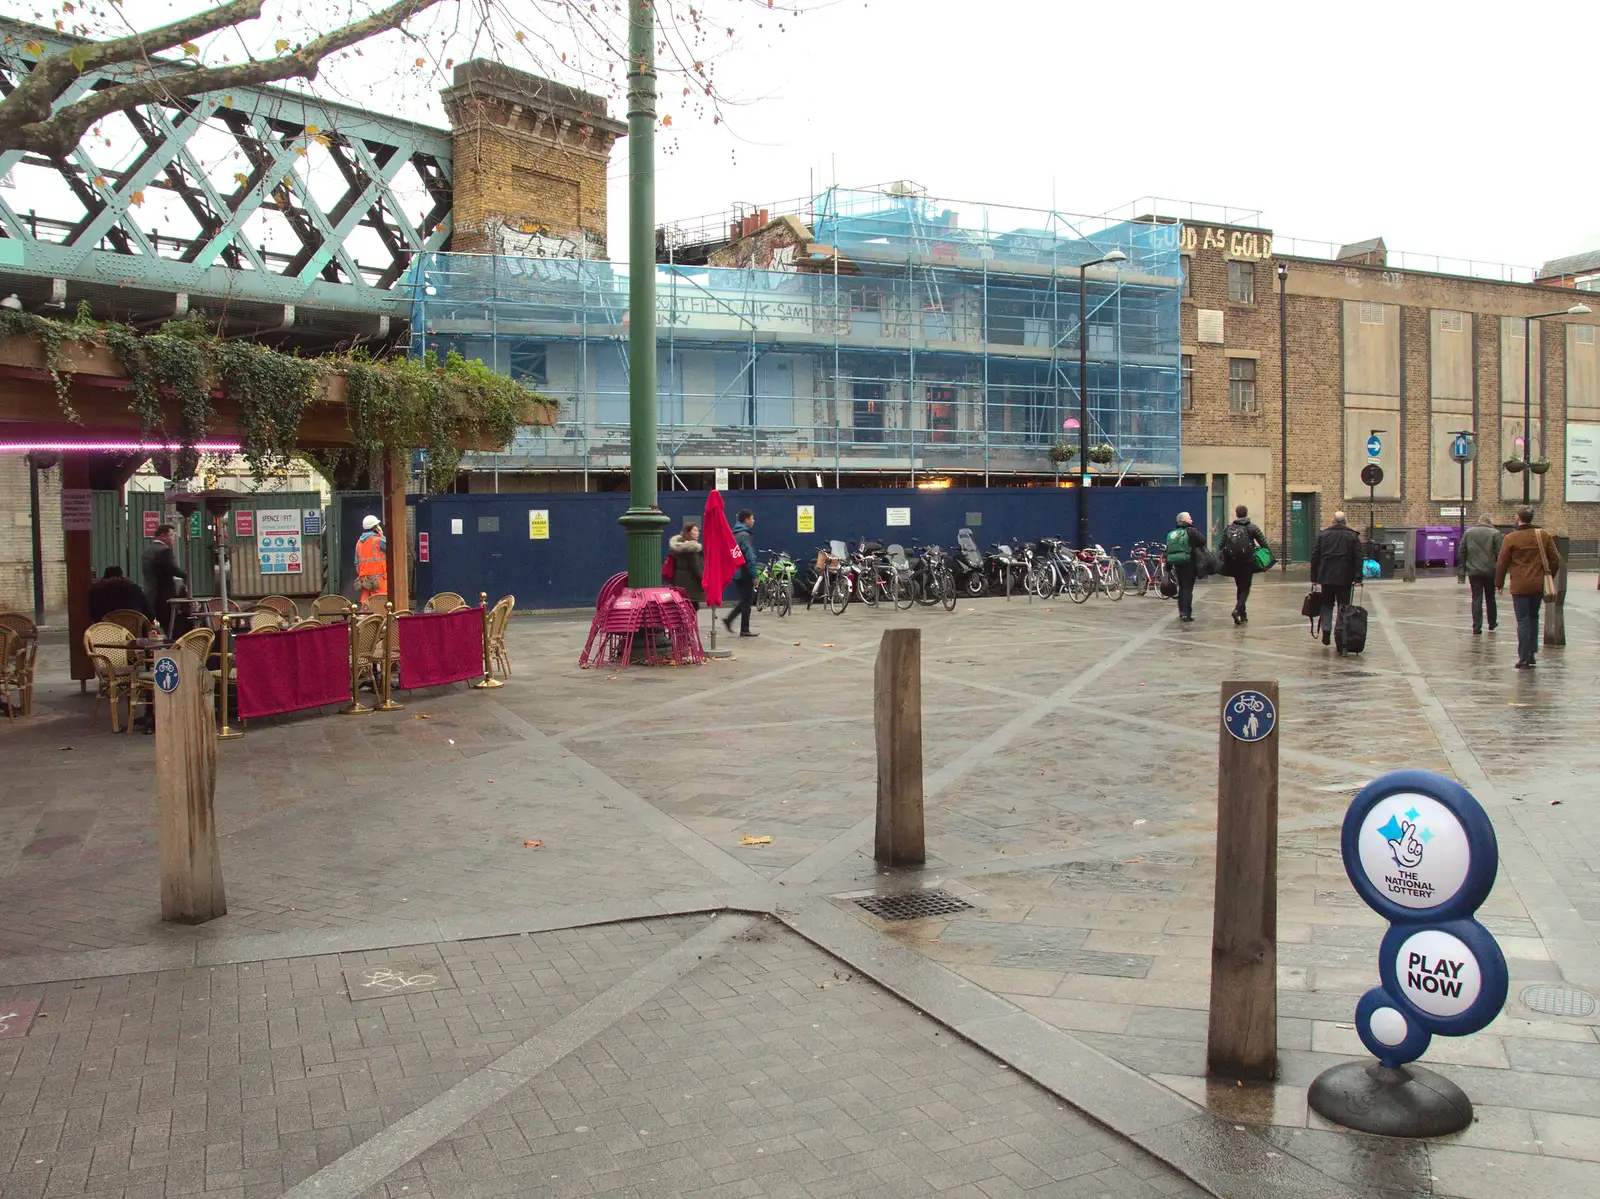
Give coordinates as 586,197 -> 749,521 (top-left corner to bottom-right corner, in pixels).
488,595 -> 514,678
0,628 -> 20,720
349,615 -> 384,692
248,609 -> 285,632
102,608 -> 152,638
311,595 -> 354,623
132,627 -> 213,734
0,611 -> 38,716
288,618 -> 323,632
84,621 -> 138,732
254,595 -> 299,620
424,591 -> 467,613
359,591 -> 391,614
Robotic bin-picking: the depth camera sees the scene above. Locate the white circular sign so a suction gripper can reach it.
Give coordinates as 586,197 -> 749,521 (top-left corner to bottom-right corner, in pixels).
1395,929 -> 1482,1018
1368,1006 -> 1409,1047
1356,792 -> 1470,911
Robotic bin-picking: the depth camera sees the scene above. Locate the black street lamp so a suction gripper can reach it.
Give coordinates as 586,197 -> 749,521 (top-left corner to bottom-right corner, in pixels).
1078,248 -> 1126,551
1521,303 -> 1590,503
1277,260 -> 1288,571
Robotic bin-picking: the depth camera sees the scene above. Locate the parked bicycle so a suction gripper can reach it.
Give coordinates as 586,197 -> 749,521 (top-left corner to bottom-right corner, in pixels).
1127,541 -> 1173,598
908,543 -> 959,610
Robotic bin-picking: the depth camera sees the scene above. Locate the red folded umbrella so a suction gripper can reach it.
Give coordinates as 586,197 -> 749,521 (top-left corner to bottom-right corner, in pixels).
701,489 -> 744,607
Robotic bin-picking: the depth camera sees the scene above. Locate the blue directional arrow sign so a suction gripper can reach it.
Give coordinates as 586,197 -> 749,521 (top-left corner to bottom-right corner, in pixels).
1367,435 -> 1383,459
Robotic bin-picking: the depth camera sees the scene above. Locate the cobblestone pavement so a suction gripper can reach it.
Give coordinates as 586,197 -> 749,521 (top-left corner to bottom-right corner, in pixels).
1,573 -> 1598,1197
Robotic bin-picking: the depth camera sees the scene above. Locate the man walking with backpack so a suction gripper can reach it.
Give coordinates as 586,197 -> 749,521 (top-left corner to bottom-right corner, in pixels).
1165,512 -> 1206,623
1220,504 -> 1270,625
1495,506 -> 1561,669
1310,511 -> 1363,649
1458,514 -> 1503,635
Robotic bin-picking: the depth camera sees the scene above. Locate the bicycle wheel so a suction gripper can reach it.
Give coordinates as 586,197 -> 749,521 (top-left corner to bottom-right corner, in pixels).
857,572 -> 879,607
1027,566 -> 1051,600
776,578 -> 792,617
827,571 -> 850,615
893,573 -> 914,611
1104,559 -> 1126,601
940,572 -> 957,611
1133,561 -> 1152,597
1067,561 -> 1092,603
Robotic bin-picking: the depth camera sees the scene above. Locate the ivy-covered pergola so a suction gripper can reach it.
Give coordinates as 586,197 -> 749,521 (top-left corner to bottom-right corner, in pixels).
0,311 -> 552,680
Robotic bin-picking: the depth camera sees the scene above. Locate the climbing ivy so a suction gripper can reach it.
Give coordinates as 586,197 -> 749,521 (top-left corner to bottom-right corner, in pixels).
0,310 -> 549,490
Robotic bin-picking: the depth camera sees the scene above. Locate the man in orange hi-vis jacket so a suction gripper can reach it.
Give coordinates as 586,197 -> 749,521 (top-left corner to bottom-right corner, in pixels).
355,514 -> 388,600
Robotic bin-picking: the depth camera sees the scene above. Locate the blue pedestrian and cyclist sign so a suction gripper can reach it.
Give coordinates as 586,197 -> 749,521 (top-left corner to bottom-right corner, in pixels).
1366,434 -> 1383,459
1222,689 -> 1275,742
153,656 -> 180,694
1309,768 -> 1507,1136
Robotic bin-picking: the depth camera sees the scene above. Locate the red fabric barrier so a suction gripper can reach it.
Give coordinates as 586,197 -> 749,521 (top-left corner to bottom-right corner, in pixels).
233,622 -> 352,719
396,608 -> 483,690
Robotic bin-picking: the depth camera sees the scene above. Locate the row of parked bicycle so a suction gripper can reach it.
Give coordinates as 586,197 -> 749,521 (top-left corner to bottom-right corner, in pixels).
747,530 -> 1179,617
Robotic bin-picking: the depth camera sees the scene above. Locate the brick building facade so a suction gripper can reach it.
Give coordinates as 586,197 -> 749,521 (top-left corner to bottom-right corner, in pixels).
0,455 -> 65,611
1178,221 -> 1600,559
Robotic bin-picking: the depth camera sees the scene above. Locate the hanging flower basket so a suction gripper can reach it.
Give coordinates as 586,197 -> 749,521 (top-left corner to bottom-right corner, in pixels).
1528,460 -> 1551,475
1503,458 -> 1526,474
1048,441 -> 1077,464
1088,442 -> 1116,465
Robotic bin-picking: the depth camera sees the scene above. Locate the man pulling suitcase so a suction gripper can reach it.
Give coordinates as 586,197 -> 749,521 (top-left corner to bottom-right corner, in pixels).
1310,511 -> 1365,654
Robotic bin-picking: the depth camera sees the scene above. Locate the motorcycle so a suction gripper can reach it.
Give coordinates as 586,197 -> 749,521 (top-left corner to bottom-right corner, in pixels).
952,527 -> 988,597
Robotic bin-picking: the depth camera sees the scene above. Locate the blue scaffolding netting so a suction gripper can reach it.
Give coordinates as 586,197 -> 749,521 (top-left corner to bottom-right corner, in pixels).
411,186 -> 1183,480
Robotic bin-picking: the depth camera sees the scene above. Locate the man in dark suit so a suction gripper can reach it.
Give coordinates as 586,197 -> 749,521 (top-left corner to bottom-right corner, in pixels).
1310,511 -> 1363,647
88,566 -> 153,624
142,524 -> 188,632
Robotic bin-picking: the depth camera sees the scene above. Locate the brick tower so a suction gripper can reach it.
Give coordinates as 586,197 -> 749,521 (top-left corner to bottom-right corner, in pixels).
441,61 -> 626,258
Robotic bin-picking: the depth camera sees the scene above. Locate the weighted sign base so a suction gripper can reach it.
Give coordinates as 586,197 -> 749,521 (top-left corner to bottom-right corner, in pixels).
1308,1060 -> 1472,1138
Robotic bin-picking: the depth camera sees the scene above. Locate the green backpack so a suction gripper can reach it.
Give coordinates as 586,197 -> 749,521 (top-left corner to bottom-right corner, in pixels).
1165,527 -> 1192,564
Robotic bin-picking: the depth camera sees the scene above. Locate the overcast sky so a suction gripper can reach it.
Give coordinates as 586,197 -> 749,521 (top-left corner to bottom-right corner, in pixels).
607,0 -> 1600,274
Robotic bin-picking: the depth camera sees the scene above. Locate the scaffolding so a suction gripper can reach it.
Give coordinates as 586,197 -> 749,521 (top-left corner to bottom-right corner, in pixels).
412,185 -> 1184,486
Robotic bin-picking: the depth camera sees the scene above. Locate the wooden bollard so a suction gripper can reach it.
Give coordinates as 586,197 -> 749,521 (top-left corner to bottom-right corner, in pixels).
874,628 -> 925,867
154,644 -> 227,924
1207,680 -> 1279,1081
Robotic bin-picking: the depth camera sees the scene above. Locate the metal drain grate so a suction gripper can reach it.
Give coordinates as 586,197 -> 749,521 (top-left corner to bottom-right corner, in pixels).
856,889 -> 973,922
1521,984 -> 1598,1018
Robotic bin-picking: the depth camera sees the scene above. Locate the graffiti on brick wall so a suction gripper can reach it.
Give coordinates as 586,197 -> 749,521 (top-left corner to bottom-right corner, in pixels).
1181,226 -> 1273,260
489,218 -> 604,259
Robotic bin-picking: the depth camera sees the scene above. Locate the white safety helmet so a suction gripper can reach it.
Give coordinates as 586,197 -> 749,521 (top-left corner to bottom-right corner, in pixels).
362,514 -> 381,531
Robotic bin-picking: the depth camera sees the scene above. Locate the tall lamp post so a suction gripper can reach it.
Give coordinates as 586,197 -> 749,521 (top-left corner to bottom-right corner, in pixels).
1077,248 -> 1126,551
1277,260 -> 1288,572
617,0 -> 670,585
1521,304 -> 1590,504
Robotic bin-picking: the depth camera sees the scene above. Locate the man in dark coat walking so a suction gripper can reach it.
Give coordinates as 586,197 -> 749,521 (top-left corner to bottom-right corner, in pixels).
1309,511 -> 1362,647
142,524 -> 188,633
1218,504 -> 1269,624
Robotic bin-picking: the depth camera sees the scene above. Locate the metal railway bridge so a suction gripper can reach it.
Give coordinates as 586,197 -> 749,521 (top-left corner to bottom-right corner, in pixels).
0,17 -> 453,347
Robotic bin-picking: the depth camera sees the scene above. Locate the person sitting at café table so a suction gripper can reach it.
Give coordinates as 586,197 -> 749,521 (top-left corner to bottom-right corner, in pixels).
88,566 -> 153,624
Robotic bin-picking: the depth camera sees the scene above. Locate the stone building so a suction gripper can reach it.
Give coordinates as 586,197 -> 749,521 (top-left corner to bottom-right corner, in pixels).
1179,221 -> 1599,558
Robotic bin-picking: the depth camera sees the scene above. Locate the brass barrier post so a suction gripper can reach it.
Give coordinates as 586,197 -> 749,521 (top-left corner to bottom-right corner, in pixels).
471,592 -> 504,689
341,612 -> 371,715
375,601 -> 403,712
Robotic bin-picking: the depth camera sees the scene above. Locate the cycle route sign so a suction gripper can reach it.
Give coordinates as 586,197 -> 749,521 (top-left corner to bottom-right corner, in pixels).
1222,689 -> 1275,742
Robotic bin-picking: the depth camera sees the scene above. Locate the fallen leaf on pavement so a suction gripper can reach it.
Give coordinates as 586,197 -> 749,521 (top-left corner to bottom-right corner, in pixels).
822,643 -> 836,648
413,713 -> 432,720
739,835 -> 772,846
59,746 -> 74,751
523,840 -> 543,848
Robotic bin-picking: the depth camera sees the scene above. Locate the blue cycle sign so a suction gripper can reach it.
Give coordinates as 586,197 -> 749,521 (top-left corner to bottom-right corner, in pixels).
1366,435 -> 1383,459
1222,689 -> 1275,742
153,656 -> 180,694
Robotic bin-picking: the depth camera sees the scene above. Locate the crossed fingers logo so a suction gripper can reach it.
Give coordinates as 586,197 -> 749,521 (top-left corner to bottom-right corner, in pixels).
1378,809 -> 1431,870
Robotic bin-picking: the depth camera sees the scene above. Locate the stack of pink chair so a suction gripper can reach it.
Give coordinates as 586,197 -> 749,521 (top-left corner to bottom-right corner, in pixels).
578,578 -> 705,670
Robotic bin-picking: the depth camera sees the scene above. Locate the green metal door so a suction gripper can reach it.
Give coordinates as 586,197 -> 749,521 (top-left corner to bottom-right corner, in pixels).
1210,474 -> 1228,540
1290,493 -> 1316,563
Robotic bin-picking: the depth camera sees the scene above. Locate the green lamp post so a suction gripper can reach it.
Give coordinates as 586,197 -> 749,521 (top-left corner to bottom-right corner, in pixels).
617,0 -> 670,584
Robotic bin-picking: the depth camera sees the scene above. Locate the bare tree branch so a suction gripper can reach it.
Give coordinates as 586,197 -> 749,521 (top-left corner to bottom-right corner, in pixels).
0,0 -> 448,156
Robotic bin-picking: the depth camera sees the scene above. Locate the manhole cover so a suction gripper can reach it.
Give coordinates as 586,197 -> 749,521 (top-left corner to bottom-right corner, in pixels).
856,889 -> 973,922
1521,984 -> 1598,1018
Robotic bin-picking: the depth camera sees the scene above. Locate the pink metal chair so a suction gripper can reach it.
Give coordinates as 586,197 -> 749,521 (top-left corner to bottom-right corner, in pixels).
578,572 -> 630,668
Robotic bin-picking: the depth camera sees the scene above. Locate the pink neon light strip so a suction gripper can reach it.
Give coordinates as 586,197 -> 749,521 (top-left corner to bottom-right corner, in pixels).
0,441 -> 243,453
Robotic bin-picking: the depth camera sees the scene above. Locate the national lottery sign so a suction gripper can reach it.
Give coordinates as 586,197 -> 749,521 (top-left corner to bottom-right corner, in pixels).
1340,770 -> 1508,1066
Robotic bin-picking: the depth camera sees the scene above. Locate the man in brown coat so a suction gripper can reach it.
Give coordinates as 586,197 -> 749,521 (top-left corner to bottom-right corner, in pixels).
1495,506 -> 1561,669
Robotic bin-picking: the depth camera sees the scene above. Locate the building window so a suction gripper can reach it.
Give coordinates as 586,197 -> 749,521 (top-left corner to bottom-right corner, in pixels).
1438,311 -> 1464,334
1228,358 -> 1257,412
853,382 -> 886,443
1180,254 -> 1191,298
926,386 -> 957,443
1576,274 -> 1600,293
1577,325 -> 1597,346
1227,260 -> 1254,304
1360,302 -> 1386,325
1181,354 -> 1193,412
